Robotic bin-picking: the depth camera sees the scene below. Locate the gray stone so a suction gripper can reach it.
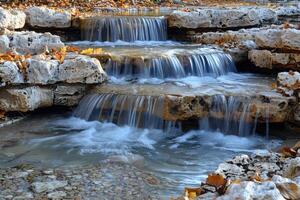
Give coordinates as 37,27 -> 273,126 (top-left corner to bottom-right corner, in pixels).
54,85 -> 86,106
32,180 -> 68,193
58,55 -> 107,84
26,7 -> 71,28
217,181 -> 285,200
0,8 -> 26,30
26,59 -> 59,84
47,191 -> 67,199
0,61 -> 24,86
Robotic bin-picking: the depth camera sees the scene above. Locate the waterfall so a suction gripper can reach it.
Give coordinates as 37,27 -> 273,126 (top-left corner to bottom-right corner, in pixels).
81,16 -> 167,42
199,95 -> 260,136
74,93 -> 269,136
106,50 -> 236,78
73,93 -> 180,131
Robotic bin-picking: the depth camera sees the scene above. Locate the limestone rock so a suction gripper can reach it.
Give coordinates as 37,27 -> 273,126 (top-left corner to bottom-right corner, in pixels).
168,7 -> 277,29
217,181 -> 285,200
275,6 -> 300,17
32,180 -> 68,193
26,59 -> 59,84
215,163 -> 244,179
0,87 -> 53,112
255,29 -> 300,51
283,157 -> 300,179
47,191 -> 67,199
0,35 -> 10,53
58,55 -> 107,84
277,71 -> 300,89
8,31 -> 64,54
0,8 -> 26,30
0,61 -> 24,86
54,85 -> 86,106
26,7 -> 71,28
249,50 -> 300,69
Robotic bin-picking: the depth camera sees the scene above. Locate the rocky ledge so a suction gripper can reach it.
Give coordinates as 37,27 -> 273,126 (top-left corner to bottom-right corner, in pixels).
90,82 -> 294,123
177,142 -> 300,200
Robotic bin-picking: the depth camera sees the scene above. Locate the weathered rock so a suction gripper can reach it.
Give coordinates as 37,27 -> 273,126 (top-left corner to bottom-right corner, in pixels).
32,180 -> 68,193
255,29 -> 300,51
249,50 -> 300,69
0,87 -> 53,112
26,59 -> 59,84
0,35 -> 10,53
47,191 -> 67,199
25,7 -> 71,28
0,61 -> 24,86
275,6 -> 300,17
0,8 -> 26,30
217,181 -> 285,200
7,31 -> 64,54
277,71 -> 300,89
168,7 -> 277,29
283,157 -> 300,179
215,163 -> 244,179
58,55 -> 107,84
54,85 -> 86,106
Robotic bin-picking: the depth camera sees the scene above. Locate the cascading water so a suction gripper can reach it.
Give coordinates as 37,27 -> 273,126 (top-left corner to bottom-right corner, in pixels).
199,95 -> 259,136
73,93 -> 180,131
81,16 -> 167,42
106,50 -> 236,78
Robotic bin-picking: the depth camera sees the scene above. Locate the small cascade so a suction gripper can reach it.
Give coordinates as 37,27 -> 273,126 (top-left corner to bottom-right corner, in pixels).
199,95 -> 260,136
106,50 -> 236,79
81,16 -> 167,42
73,93 -> 180,131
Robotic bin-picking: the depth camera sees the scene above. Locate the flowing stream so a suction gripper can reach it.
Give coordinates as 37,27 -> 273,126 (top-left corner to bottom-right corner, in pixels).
0,13 -> 283,197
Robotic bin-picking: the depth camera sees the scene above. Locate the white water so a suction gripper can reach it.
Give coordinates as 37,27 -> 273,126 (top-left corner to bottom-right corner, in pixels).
0,116 -> 281,196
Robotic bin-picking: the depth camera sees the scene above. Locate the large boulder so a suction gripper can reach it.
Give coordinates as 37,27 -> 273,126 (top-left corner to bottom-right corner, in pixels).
4,31 -> 64,54
26,59 -> 60,84
0,86 -> 53,112
58,55 -> 107,84
168,7 -> 277,29
25,7 -> 72,28
249,50 -> 300,69
0,8 -> 26,30
0,61 -> 24,86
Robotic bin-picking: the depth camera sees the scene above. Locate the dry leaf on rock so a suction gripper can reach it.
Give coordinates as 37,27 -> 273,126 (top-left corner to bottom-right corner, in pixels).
279,147 -> 297,158
80,48 -> 103,55
184,187 -> 205,200
206,173 -> 227,188
276,182 -> 300,200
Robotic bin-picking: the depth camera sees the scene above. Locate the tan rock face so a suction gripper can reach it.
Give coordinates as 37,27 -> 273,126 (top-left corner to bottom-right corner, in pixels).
25,7 -> 72,28
249,50 -> 300,69
0,87 -> 53,112
0,8 -> 26,30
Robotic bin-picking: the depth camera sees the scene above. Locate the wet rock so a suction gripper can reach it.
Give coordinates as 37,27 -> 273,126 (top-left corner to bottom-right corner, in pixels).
54,85 -> 86,106
32,180 -> 68,193
168,7 -> 277,29
26,59 -> 60,84
58,56 -> 107,84
215,163 -> 244,178
0,8 -> 26,30
0,61 -> 24,86
25,7 -> 71,28
7,31 -> 64,54
229,154 -> 250,165
217,181 -> 285,200
47,191 -> 67,199
249,50 -> 300,69
0,86 -> 53,112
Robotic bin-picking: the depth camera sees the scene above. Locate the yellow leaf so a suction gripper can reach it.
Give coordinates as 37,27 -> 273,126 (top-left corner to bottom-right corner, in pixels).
80,48 -> 102,55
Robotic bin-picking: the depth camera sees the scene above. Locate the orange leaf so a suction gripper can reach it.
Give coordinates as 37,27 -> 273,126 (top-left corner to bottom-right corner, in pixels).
279,147 -> 297,158
0,110 -> 5,119
184,187 -> 204,199
206,173 -> 227,188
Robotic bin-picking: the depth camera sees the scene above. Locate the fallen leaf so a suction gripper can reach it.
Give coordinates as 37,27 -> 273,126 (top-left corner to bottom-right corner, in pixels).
80,48 -> 103,55
206,173 -> 227,188
279,147 -> 297,158
276,182 -> 300,200
0,110 -> 5,119
184,187 -> 205,199
250,171 -> 262,183
292,140 -> 300,151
